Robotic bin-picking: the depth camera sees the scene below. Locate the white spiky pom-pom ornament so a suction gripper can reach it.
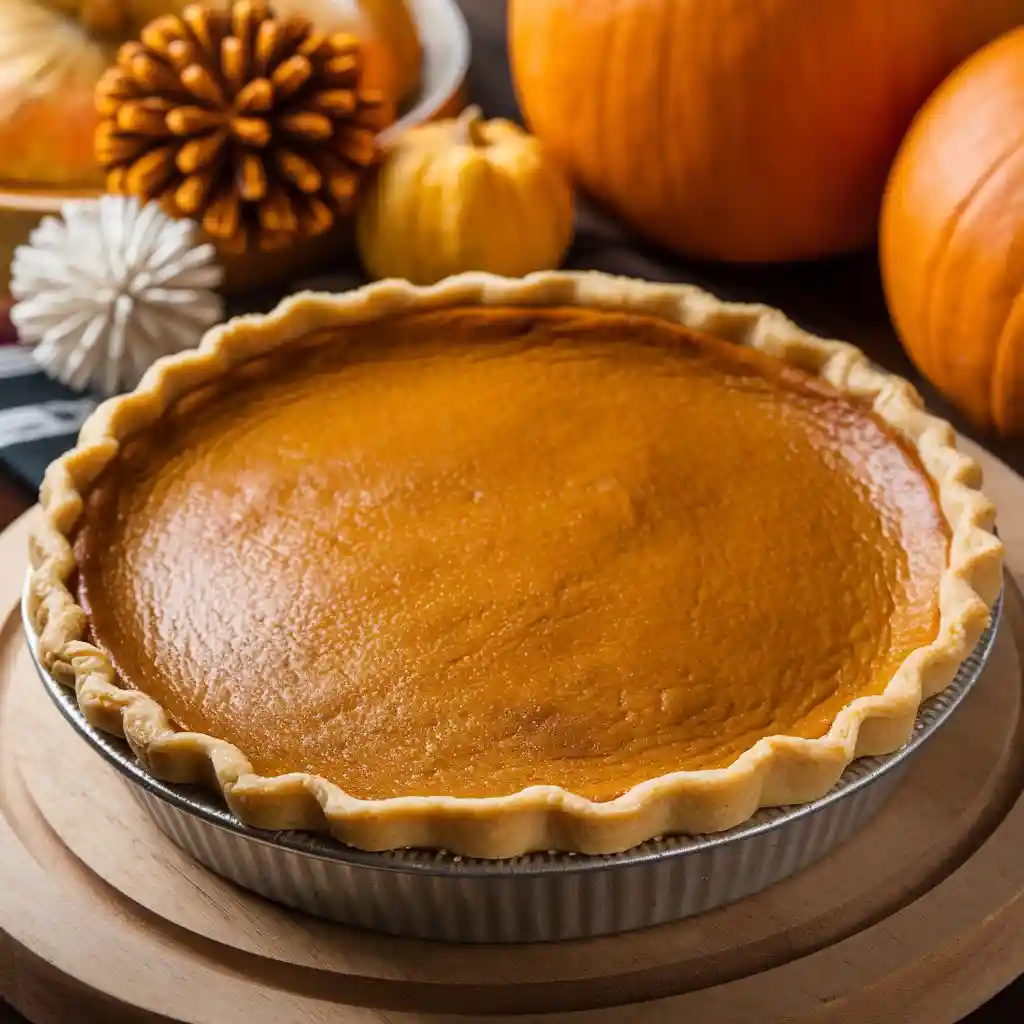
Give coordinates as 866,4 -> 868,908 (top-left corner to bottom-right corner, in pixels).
10,195 -> 224,396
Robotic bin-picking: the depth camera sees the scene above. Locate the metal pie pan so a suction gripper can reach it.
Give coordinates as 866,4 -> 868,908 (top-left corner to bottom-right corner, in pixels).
23,586 -> 1001,943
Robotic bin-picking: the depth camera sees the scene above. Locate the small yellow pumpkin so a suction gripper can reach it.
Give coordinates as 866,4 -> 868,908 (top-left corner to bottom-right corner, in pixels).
356,106 -> 574,285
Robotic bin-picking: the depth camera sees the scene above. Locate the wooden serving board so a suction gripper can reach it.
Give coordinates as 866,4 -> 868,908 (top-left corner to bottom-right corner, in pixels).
2,437 -> 1024,1023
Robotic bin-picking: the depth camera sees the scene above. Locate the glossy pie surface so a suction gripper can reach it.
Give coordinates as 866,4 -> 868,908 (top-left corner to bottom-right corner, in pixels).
77,307 -> 948,801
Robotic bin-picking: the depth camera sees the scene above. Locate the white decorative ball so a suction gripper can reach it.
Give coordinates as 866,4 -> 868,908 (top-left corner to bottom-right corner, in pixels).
10,195 -> 224,396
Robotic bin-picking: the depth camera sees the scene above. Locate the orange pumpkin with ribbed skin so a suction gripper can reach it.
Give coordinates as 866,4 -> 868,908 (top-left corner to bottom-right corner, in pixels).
509,0 -> 1024,264
881,28 -> 1024,436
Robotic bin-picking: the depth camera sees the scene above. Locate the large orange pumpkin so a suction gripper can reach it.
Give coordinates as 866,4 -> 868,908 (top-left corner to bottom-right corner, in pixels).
881,27 -> 1024,436
276,0 -> 422,120
509,0 -> 1024,263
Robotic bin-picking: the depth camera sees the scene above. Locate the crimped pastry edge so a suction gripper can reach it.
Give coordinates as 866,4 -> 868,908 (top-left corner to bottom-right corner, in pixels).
26,270 -> 1004,859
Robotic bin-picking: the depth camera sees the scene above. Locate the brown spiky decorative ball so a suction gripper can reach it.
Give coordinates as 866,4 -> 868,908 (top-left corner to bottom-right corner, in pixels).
95,0 -> 384,252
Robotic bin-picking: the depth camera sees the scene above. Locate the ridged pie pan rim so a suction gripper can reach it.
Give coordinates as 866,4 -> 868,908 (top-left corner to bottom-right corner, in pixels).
21,576 -> 1003,877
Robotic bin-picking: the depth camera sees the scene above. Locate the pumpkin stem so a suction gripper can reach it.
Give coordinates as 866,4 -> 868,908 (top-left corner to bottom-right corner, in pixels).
456,105 -> 488,147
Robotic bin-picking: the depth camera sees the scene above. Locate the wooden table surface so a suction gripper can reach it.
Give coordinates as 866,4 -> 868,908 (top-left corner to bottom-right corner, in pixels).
1,1 -> 1021,1020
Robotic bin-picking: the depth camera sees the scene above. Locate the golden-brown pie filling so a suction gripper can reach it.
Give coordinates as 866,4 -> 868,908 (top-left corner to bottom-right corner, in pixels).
76,307 -> 949,802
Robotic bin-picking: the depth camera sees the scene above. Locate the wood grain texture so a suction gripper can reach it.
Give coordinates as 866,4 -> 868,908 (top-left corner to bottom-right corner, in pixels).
0,435 -> 1023,1022
11,618 -> 1021,1001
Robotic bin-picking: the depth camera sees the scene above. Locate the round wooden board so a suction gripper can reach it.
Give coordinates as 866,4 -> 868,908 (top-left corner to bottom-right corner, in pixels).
2,437 -> 1024,1023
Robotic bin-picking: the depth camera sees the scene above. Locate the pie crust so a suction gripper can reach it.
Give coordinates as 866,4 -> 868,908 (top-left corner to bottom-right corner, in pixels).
27,272 -> 1004,858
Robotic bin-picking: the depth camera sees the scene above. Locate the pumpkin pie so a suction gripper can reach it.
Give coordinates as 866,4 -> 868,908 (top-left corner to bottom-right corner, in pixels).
28,272 -> 1003,858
